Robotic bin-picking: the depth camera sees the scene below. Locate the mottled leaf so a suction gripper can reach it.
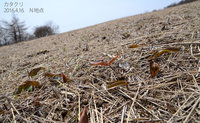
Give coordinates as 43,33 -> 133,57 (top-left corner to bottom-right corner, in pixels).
16,81 -> 40,94
128,44 -> 139,48
148,48 -> 180,60
149,60 -> 159,78
91,51 -> 121,66
91,62 -> 109,66
128,43 -> 147,49
108,80 -> 129,90
148,50 -> 170,59
29,67 -> 45,77
43,72 -> 61,78
79,107 -> 88,123
62,73 -> 71,83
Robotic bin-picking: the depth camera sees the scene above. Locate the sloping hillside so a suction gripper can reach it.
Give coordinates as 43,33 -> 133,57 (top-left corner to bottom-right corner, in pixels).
0,1 -> 200,122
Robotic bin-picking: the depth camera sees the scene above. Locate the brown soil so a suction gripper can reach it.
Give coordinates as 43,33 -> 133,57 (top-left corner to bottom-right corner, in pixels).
0,1 -> 200,122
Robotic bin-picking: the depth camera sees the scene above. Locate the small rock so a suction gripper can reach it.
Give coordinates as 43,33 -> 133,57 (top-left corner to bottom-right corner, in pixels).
119,62 -> 130,71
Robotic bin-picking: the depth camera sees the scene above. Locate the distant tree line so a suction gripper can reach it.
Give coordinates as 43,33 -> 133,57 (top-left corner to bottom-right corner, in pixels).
0,15 -> 59,47
166,0 -> 197,8
34,22 -> 59,38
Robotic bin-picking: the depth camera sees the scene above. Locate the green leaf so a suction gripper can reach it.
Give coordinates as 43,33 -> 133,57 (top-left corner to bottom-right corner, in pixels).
27,85 -> 33,92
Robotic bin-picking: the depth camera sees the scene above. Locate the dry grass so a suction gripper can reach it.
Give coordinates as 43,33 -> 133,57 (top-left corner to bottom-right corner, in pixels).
0,1 -> 200,123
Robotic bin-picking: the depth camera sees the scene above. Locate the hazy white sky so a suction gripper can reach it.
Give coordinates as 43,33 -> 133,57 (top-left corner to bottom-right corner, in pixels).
0,0 -> 182,33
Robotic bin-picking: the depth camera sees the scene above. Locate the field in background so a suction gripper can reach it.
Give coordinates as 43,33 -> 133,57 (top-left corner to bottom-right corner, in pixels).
0,1 -> 200,122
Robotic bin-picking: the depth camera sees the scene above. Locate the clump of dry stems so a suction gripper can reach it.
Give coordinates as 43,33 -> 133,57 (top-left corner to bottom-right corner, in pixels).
0,1 -> 200,123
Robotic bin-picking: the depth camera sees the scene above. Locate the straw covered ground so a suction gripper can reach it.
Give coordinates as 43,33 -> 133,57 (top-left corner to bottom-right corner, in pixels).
0,1 -> 200,122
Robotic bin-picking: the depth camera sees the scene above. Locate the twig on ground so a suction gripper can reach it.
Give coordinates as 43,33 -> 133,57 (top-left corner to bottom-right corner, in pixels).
11,108 -> 16,123
126,83 -> 141,123
167,93 -> 194,123
183,96 -> 200,123
121,105 -> 127,123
